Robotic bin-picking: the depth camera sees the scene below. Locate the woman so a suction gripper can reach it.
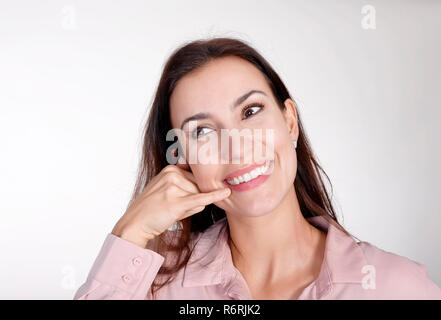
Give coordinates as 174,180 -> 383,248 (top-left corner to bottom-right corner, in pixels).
74,37 -> 441,300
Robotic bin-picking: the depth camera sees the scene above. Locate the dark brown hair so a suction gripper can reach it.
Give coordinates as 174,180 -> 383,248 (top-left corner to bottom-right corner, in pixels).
126,37 -> 357,299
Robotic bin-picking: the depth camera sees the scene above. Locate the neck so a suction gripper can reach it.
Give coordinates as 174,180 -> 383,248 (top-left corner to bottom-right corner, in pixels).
226,185 -> 326,286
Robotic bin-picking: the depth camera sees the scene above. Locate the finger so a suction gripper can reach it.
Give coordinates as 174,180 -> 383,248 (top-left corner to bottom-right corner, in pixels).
177,168 -> 197,184
181,187 -> 231,210
171,161 -> 197,185
157,165 -> 193,185
173,175 -> 199,194
161,168 -> 199,194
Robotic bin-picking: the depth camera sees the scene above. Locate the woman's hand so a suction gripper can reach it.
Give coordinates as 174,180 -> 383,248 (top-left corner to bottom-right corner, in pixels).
111,163 -> 231,248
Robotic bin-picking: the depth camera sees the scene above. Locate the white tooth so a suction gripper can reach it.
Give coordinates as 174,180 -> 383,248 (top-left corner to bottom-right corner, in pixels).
264,162 -> 269,173
233,177 -> 240,185
257,166 -> 264,175
244,173 -> 251,182
250,170 -> 258,179
227,179 -> 235,185
238,175 -> 244,183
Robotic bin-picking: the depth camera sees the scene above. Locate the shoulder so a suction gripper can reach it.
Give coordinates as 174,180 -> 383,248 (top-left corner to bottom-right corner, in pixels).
356,241 -> 441,299
358,240 -> 425,274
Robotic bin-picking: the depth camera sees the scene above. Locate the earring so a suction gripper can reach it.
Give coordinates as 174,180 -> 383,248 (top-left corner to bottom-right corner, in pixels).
293,140 -> 297,149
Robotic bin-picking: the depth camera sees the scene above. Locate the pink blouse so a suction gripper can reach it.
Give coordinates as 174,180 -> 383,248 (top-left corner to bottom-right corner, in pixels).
73,216 -> 441,299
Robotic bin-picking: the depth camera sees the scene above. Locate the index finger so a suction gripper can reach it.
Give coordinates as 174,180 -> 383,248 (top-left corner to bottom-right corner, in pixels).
181,187 -> 231,210
175,156 -> 196,184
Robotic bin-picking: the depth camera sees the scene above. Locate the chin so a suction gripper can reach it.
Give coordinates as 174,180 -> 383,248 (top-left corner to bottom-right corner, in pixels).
222,188 -> 282,217
225,194 -> 282,218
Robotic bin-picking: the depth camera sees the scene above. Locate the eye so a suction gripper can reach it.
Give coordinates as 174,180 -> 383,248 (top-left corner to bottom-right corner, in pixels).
191,127 -> 214,140
242,103 -> 264,119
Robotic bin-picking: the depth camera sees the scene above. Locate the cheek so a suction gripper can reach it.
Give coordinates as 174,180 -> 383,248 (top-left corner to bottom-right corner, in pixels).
190,164 -> 220,192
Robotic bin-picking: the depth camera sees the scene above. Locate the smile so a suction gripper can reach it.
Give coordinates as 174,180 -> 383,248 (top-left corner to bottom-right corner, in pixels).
225,161 -> 270,185
222,159 -> 274,192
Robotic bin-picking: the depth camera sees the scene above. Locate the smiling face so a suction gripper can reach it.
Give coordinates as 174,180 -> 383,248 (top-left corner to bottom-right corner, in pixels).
170,55 -> 299,217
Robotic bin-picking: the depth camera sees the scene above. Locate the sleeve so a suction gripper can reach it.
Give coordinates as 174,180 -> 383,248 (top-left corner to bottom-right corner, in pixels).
73,233 -> 165,300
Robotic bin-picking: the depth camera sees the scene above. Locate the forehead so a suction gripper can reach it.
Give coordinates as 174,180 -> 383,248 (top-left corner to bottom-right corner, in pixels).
169,55 -> 271,128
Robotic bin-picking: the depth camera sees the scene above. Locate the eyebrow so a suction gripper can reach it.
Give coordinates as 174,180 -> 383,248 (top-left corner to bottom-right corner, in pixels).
179,112 -> 212,130
233,89 -> 267,109
179,89 -> 267,130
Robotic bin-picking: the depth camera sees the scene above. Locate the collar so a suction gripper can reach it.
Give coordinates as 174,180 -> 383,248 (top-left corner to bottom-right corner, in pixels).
182,215 -> 368,299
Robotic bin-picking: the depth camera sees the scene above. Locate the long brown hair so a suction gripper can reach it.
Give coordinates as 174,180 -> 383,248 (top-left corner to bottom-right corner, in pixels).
126,37 -> 357,298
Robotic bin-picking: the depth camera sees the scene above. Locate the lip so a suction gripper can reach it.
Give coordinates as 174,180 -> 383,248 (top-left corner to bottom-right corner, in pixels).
222,159 -> 274,192
223,159 -> 268,181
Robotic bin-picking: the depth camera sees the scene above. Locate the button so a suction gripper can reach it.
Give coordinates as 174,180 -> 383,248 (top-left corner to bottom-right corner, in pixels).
122,274 -> 132,283
132,256 -> 143,266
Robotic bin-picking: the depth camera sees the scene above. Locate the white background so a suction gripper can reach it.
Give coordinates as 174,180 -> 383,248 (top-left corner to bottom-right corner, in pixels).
0,0 -> 440,299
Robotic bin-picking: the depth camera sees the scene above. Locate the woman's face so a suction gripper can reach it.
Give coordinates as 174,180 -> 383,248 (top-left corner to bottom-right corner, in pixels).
170,55 -> 299,217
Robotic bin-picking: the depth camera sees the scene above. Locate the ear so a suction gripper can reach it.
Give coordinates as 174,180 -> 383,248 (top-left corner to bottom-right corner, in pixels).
174,145 -> 192,172
282,98 -> 299,141
172,132 -> 192,172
